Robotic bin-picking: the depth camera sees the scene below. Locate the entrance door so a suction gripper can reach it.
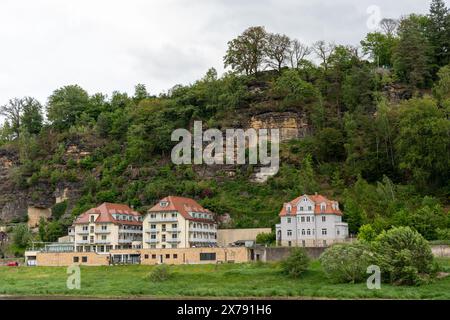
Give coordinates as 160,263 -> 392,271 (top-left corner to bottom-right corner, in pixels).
159,255 -> 163,264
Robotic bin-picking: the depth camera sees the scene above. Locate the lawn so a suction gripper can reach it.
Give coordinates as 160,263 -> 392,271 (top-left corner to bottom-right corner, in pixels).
0,259 -> 449,299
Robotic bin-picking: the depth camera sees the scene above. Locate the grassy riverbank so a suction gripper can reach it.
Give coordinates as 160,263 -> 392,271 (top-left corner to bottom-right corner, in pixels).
0,259 -> 449,299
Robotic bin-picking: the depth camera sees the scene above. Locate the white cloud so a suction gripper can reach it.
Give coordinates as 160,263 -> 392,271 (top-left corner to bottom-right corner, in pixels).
0,0 -> 431,113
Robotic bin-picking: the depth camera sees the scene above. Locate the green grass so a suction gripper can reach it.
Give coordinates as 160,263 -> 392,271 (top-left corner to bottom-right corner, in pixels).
0,259 -> 449,299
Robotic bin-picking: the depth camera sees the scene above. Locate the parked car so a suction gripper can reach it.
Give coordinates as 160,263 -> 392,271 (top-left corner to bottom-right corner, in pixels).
6,261 -> 19,267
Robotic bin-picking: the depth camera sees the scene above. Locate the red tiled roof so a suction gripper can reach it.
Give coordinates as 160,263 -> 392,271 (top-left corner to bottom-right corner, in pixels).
148,196 -> 215,223
279,194 -> 342,217
73,203 -> 142,226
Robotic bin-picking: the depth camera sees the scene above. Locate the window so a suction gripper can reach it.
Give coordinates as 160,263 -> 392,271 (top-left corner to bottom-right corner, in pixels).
101,235 -> 107,240
101,225 -> 107,230
200,253 -> 216,261
172,213 -> 177,218
90,226 -> 94,233
322,228 -> 327,235
82,256 -> 88,263
301,217 -> 305,222
337,230 -> 340,235
162,224 -> 166,232
152,254 -> 157,259
90,215 -> 95,223
82,226 -> 88,231
160,201 -> 168,207
300,206 -> 304,211
322,216 -> 326,222
73,257 -> 79,263
151,224 -> 156,229
307,229 -> 311,235
82,236 -> 88,241
171,233 -> 177,239
306,216 -> 310,222
172,224 -> 177,229
162,235 -> 166,241
151,234 -> 156,239
173,254 -> 178,259
301,229 -> 305,235
171,244 -> 178,248
308,206 -> 312,211
165,254 -> 170,259
150,214 -> 156,219
144,254 -> 149,259
287,230 -> 292,236
287,218 -> 291,223
288,241 -> 292,247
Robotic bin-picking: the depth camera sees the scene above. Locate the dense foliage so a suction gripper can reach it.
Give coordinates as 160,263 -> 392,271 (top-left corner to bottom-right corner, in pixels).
280,248 -> 310,278
0,1 -> 449,244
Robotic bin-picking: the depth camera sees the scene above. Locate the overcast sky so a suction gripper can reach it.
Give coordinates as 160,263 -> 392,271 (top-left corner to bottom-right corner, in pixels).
0,0 -> 435,111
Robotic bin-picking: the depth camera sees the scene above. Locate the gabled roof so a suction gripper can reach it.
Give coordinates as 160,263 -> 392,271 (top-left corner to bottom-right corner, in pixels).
279,194 -> 342,217
73,203 -> 142,226
148,196 -> 215,223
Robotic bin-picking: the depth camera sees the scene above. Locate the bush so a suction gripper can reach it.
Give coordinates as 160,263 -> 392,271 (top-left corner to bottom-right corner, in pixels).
256,232 -> 276,245
319,243 -> 376,283
374,226 -> 436,285
280,248 -> 310,278
148,264 -> 172,282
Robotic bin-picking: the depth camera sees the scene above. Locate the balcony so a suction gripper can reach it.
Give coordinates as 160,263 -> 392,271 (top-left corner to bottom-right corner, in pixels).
96,240 -> 111,244
166,238 -> 181,243
147,217 -> 178,223
76,240 -> 89,244
167,229 -> 181,233
146,239 -> 159,244
144,229 -> 159,234
189,228 -> 216,233
77,230 -> 89,235
189,238 -> 217,243
95,230 -> 110,234
119,229 -> 142,234
118,239 -> 132,244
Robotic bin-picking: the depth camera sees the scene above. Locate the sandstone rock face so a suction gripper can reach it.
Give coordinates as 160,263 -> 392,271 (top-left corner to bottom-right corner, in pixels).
27,206 -> 52,228
249,112 -> 309,142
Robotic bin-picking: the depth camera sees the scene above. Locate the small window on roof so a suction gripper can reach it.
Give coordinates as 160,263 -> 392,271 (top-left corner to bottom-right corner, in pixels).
160,201 -> 169,207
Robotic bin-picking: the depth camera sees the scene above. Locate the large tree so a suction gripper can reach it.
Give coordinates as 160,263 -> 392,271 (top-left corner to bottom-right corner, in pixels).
264,32 -> 291,72
428,0 -> 450,70
288,39 -> 311,69
393,15 -> 433,88
21,97 -> 43,135
0,98 -> 23,138
224,26 -> 268,76
46,85 -> 90,130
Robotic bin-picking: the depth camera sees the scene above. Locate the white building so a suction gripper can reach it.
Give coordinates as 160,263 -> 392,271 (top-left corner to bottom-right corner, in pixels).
143,196 -> 217,249
71,203 -> 143,253
276,194 -> 348,247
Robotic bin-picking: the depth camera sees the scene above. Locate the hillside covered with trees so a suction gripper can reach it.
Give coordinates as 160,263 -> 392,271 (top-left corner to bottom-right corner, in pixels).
0,0 -> 449,247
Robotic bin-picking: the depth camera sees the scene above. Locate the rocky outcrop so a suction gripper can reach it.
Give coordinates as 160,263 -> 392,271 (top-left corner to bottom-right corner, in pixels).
249,111 -> 309,142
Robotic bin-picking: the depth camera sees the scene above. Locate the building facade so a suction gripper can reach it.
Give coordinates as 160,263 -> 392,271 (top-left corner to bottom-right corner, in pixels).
143,196 -> 217,249
71,203 -> 143,253
276,194 -> 348,247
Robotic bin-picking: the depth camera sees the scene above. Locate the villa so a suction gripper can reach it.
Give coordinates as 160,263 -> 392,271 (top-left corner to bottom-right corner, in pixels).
276,193 -> 349,247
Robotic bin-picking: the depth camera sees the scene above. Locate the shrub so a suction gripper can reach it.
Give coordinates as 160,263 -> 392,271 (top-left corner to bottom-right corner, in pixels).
148,264 -> 172,282
256,232 -> 276,245
319,243 -> 376,283
374,226 -> 436,285
280,248 -> 310,278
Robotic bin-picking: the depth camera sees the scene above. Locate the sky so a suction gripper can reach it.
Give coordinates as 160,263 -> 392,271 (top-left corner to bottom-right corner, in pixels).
0,0 -> 435,114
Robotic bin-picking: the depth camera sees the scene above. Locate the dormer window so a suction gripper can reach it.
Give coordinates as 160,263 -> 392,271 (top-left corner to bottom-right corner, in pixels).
286,204 -> 291,214
90,215 -> 95,223
320,203 -> 326,211
160,201 -> 169,208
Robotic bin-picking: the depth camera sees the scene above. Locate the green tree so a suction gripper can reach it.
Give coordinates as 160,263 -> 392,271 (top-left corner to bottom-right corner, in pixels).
393,15 -> 433,88
265,32 -> 291,72
395,97 -> 450,188
21,97 -> 43,135
360,32 -> 397,67
47,85 -> 90,130
255,231 -> 275,245
12,224 -> 31,248
427,0 -> 450,70
280,248 -> 310,278
224,26 -> 268,75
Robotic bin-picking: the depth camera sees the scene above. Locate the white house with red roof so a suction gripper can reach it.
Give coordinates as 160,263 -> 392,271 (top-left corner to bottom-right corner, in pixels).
275,193 -> 348,247
143,196 -> 217,249
71,203 -> 143,253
